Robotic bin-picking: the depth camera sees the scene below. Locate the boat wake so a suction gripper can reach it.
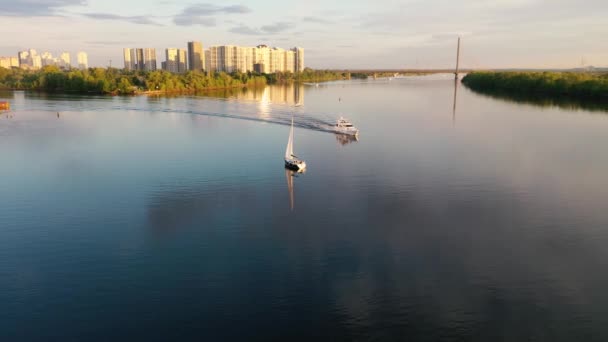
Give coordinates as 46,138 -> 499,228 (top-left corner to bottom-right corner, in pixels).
21,97 -> 350,135
131,106 -> 340,133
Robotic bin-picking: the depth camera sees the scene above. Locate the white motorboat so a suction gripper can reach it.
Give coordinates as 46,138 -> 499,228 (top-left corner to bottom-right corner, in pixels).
284,117 -> 306,171
335,117 -> 359,136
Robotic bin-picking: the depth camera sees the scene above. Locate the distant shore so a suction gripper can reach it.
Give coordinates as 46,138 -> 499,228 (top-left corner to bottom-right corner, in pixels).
0,66 -> 365,96
462,71 -> 608,102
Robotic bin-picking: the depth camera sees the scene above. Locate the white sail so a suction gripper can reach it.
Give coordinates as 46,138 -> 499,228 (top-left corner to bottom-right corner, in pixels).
285,117 -> 294,159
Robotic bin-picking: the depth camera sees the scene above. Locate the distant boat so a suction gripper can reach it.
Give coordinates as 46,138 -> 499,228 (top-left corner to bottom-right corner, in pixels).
335,117 -> 359,136
284,117 -> 306,171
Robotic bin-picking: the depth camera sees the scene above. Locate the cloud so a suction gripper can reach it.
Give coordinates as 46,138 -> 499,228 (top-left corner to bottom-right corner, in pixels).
174,15 -> 216,26
0,0 -> 87,16
82,13 -> 162,26
86,40 -> 137,46
229,25 -> 260,35
230,22 -> 293,35
302,16 -> 331,24
260,22 -> 292,33
173,3 -> 252,26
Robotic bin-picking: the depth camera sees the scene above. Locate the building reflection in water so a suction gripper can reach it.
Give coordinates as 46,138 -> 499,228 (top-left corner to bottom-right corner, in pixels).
231,83 -> 304,106
285,167 -> 305,211
335,133 -> 359,146
257,87 -> 271,118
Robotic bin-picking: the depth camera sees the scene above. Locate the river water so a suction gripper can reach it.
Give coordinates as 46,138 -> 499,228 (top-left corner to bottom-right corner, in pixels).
1,76 -> 608,341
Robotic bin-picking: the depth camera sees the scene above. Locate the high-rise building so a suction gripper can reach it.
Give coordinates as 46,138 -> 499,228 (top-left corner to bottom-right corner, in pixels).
18,50 -> 30,68
77,52 -> 88,70
164,48 -> 187,73
285,50 -> 295,73
123,48 -> 135,70
135,49 -> 144,70
123,48 -> 157,71
165,49 -> 177,73
205,44 -> 303,74
268,47 -> 287,73
204,50 -> 210,73
32,55 -> 42,69
59,52 -> 71,69
143,48 -> 157,71
177,49 -> 187,72
208,45 -> 237,73
41,52 -> 55,67
187,41 -> 204,71
0,57 -> 19,68
18,49 -> 42,69
292,47 -> 304,72
253,45 -> 270,72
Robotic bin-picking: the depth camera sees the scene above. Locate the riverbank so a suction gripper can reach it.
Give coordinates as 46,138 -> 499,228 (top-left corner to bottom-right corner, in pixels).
0,66 -> 357,96
462,71 -> 608,101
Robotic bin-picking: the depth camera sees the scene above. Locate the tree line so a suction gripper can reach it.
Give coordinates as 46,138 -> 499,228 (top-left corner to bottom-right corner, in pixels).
0,66 -> 360,95
462,71 -> 608,101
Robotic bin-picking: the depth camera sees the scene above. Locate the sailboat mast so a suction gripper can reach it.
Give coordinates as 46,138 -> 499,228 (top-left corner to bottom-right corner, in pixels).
286,117 -> 294,159
290,117 -> 294,156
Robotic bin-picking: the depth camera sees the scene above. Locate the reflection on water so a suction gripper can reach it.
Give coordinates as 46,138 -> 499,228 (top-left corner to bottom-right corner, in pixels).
463,83 -> 608,113
335,133 -> 359,146
191,83 -> 304,107
2,78 -> 608,341
285,168 -> 306,211
452,78 -> 459,125
258,87 -> 271,118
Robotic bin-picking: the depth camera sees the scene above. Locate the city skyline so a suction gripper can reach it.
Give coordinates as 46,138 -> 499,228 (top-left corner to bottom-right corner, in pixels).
6,49 -> 88,70
0,0 -> 607,69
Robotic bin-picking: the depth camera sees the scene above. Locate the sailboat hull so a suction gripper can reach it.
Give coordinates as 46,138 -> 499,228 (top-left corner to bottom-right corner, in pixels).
285,159 -> 306,171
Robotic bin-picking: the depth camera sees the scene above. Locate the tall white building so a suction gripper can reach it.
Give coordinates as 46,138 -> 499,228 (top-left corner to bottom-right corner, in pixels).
123,48 -> 157,71
253,45 -> 270,73
59,52 -> 71,69
123,48 -> 137,70
18,49 -> 42,69
0,57 -> 19,68
187,41 -> 204,71
208,45 -> 236,73
77,52 -> 88,70
204,50 -> 210,73
143,48 -> 157,71
41,52 -> 55,67
206,45 -> 303,73
164,48 -> 187,73
292,47 -> 304,72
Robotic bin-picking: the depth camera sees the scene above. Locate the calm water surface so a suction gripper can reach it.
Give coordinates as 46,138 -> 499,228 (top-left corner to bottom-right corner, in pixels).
1,76 -> 608,341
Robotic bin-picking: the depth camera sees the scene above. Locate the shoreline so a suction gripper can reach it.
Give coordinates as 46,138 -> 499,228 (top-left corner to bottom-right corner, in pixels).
462,71 -> 608,102
0,79 -> 346,97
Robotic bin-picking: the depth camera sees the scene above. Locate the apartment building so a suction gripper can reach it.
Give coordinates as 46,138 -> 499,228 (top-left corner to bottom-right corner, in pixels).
207,45 -> 303,73
164,48 -> 187,73
187,41 -> 204,71
0,57 -> 19,68
77,52 -> 88,70
123,48 -> 157,71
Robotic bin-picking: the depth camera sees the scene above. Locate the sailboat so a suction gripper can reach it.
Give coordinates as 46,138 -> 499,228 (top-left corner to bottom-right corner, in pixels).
284,117 -> 306,171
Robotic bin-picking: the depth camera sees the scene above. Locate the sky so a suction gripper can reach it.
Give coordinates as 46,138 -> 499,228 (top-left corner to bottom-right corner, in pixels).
1,0 -> 607,69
